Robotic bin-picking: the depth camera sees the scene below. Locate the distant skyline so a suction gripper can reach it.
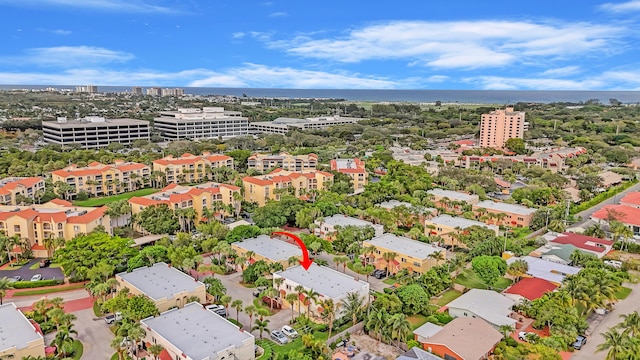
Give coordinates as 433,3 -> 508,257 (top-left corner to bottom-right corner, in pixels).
2,0 -> 640,90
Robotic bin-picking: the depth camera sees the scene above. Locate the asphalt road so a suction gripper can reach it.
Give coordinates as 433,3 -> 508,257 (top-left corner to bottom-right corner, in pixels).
75,308 -> 114,360
571,279 -> 640,360
573,181 -> 640,227
1,259 -> 63,281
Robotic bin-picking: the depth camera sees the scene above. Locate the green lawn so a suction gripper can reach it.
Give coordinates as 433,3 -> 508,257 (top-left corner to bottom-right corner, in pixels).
72,188 -> 159,207
13,283 -> 86,296
615,286 -> 632,300
382,278 -> 396,285
407,314 -> 429,330
454,269 -> 512,291
71,340 -> 83,360
435,289 -> 463,306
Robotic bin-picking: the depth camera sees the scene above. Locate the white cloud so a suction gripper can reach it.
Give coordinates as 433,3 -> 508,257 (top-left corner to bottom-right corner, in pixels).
467,76 -> 605,90
269,20 -> 621,69
38,29 -> 72,35
269,11 -> 287,18
11,46 -> 135,67
599,0 -> 640,12
231,32 -> 246,39
539,66 -> 581,77
0,0 -> 177,13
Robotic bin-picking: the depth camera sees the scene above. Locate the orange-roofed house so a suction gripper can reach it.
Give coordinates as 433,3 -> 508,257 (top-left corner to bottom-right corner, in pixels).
330,158 -> 368,193
620,192 -> 640,209
247,152 -> 317,173
0,202 -> 111,257
152,152 -> 234,185
591,204 -> 640,237
243,169 -> 333,207
0,177 -> 46,205
51,160 -> 150,198
503,277 -> 558,303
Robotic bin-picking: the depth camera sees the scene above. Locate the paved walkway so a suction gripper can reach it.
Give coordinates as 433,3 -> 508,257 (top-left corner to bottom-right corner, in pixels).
7,288 -> 91,308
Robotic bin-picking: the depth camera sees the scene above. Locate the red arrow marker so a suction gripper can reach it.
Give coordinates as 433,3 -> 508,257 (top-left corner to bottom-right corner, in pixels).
272,231 -> 314,270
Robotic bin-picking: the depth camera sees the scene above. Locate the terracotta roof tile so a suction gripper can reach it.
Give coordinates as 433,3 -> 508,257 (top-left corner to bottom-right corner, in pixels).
67,207 -> 107,224
592,204 -> 640,227
503,277 -> 557,300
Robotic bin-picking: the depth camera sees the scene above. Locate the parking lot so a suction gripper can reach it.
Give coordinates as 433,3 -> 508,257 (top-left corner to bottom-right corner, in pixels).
0,259 -> 64,281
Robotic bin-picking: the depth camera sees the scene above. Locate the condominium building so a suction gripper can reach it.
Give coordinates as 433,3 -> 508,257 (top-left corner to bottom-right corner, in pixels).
146,87 -> 162,96
247,152 -> 318,172
42,116 -> 150,149
160,88 -> 184,97
0,200 -> 111,258
0,303 -> 45,359
231,235 -> 303,269
424,215 -> 498,247
129,182 -> 241,224
250,115 -> 363,134
314,214 -> 384,240
362,233 -> 446,275
242,169 -> 333,207
473,200 -> 537,228
330,158 -> 367,193
479,107 -> 528,148
427,189 -> 479,213
51,160 -> 150,198
152,152 -> 234,184
75,85 -> 97,93
116,262 -> 206,312
140,303 -> 255,360
153,107 -> 248,141
0,177 -> 46,205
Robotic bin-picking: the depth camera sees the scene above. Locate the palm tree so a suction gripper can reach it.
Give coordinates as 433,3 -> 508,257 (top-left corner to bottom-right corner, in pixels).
294,285 -> 305,314
127,322 -> 146,359
52,326 -> 77,358
285,293 -> 299,323
219,295 -> 232,315
388,313 -> 411,348
427,251 -> 445,268
252,318 -> 270,339
303,288 -> 320,319
245,305 -> 257,331
333,255 -> 350,273
0,277 -> 13,305
341,292 -> 365,326
619,311 -> 640,337
596,328 -> 633,360
231,299 -> 244,324
111,335 -> 126,360
320,299 -> 337,339
148,344 -> 164,360
382,252 -> 398,276
366,309 -> 388,343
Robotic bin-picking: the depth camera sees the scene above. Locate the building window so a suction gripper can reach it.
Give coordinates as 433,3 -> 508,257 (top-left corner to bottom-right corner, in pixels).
73,225 -> 80,231
13,225 -> 20,232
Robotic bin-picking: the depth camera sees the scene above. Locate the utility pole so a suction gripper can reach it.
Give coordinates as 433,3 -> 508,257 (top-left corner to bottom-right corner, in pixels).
564,198 -> 571,226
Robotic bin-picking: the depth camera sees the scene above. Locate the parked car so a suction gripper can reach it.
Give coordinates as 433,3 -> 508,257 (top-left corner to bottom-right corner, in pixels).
604,260 -> 622,269
8,275 -> 21,282
105,312 -> 122,324
39,259 -> 51,268
572,335 -> 587,350
30,274 -> 42,281
518,331 -> 535,341
270,330 -> 289,344
281,325 -> 299,339
370,269 -> 387,279
205,304 -> 227,318
253,286 -> 266,297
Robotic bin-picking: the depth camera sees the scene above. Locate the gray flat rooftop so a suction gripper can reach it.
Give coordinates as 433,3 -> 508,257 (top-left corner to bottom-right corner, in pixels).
117,262 -> 204,301
377,200 -> 436,214
141,302 -> 253,359
321,214 -> 375,228
0,303 -> 43,352
475,200 -> 536,216
447,289 -> 515,327
274,263 -> 368,299
428,214 -> 495,230
334,159 -> 357,169
42,118 -> 148,128
427,189 -> 478,202
233,235 -> 301,261
365,234 -> 444,260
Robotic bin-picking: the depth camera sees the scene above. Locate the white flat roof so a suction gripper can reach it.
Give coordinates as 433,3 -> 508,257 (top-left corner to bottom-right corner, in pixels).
428,214 -> 496,230
0,303 -> 43,352
274,263 -> 368,299
117,262 -> 204,301
233,235 -> 301,261
507,256 -> 580,284
365,234 -> 444,260
141,303 -> 253,360
475,200 -> 536,216
447,289 -> 516,327
427,189 -> 478,202
321,214 -> 376,228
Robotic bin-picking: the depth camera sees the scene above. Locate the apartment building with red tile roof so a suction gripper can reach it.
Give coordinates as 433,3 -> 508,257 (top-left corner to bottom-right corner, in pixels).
51,160 -> 150,198
152,152 -> 234,184
0,177 -> 46,205
242,169 -> 333,206
330,158 -> 368,193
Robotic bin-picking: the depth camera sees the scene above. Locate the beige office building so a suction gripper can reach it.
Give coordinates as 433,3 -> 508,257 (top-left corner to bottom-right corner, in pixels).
153,107 -> 248,140
479,107 -> 527,148
42,116 -> 150,149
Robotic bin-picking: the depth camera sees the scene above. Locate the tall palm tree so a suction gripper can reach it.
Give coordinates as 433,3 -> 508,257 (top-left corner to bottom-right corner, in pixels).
333,255 -> 350,273
244,305 -> 257,331
596,328 -> 633,360
148,344 -> 164,360
619,311 -> 640,337
388,313 -> 411,348
231,299 -> 244,324
320,299 -> 337,339
382,252 -> 398,276
366,309 -> 388,343
285,293 -> 299,323
294,285 -> 305,314
252,319 -> 270,339
303,288 -> 320,319
0,277 -> 13,305
341,292 -> 365,326
127,322 -> 146,359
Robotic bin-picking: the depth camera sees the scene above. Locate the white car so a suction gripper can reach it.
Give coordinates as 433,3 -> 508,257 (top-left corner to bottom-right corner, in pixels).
518,331 -> 535,341
281,325 -> 299,339
105,312 -> 122,324
270,330 -> 289,344
30,274 -> 42,281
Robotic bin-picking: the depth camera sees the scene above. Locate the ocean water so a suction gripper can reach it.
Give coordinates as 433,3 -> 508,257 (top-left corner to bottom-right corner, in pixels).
2,85 -> 640,104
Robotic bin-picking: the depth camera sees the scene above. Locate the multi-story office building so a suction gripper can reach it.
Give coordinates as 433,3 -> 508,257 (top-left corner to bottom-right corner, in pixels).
0,200 -> 111,258
129,182 -> 241,224
0,177 -> 46,205
51,160 -> 150,198
247,152 -> 318,173
479,107 -> 528,148
242,169 -> 333,206
330,158 -> 367,193
153,107 -> 249,141
152,152 -> 234,184
42,116 -> 150,149
250,115 -> 363,134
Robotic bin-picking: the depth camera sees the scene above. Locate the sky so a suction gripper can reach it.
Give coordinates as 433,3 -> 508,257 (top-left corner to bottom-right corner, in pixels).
2,0 -> 640,90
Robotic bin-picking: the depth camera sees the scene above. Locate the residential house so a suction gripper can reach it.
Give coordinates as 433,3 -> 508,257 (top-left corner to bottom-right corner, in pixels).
531,243 -> 582,266
413,318 -> 503,360
506,256 -> 580,285
116,262 -> 206,312
592,204 -> 640,236
273,263 -> 369,319
231,235 -> 303,270
152,152 -> 234,185
546,232 -> 614,258
140,302 -> 255,360
396,347 -> 442,360
427,189 -> 479,213
362,233 -> 446,275
619,192 -> 640,209
446,289 -> 516,329
52,160 -> 150,198
503,277 -> 558,303
0,303 -> 45,360
314,214 -> 384,240
330,158 -> 368,193
1,201 -> 111,258
598,170 -> 623,189
247,152 -> 318,172
0,177 -> 46,205
424,215 -> 499,247
243,169 -> 333,207
473,200 -> 536,228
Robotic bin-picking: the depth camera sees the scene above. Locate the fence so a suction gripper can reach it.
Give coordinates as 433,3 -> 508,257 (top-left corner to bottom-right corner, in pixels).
326,322 -> 364,345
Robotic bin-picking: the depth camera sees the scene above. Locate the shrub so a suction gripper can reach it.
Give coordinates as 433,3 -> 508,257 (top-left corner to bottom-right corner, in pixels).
12,279 -> 64,289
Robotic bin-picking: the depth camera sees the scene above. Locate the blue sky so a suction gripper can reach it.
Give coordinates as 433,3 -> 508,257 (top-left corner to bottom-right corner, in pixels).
2,0 -> 640,89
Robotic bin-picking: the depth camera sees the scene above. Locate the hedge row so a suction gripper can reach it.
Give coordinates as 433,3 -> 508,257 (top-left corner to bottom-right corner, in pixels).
12,279 -> 64,289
